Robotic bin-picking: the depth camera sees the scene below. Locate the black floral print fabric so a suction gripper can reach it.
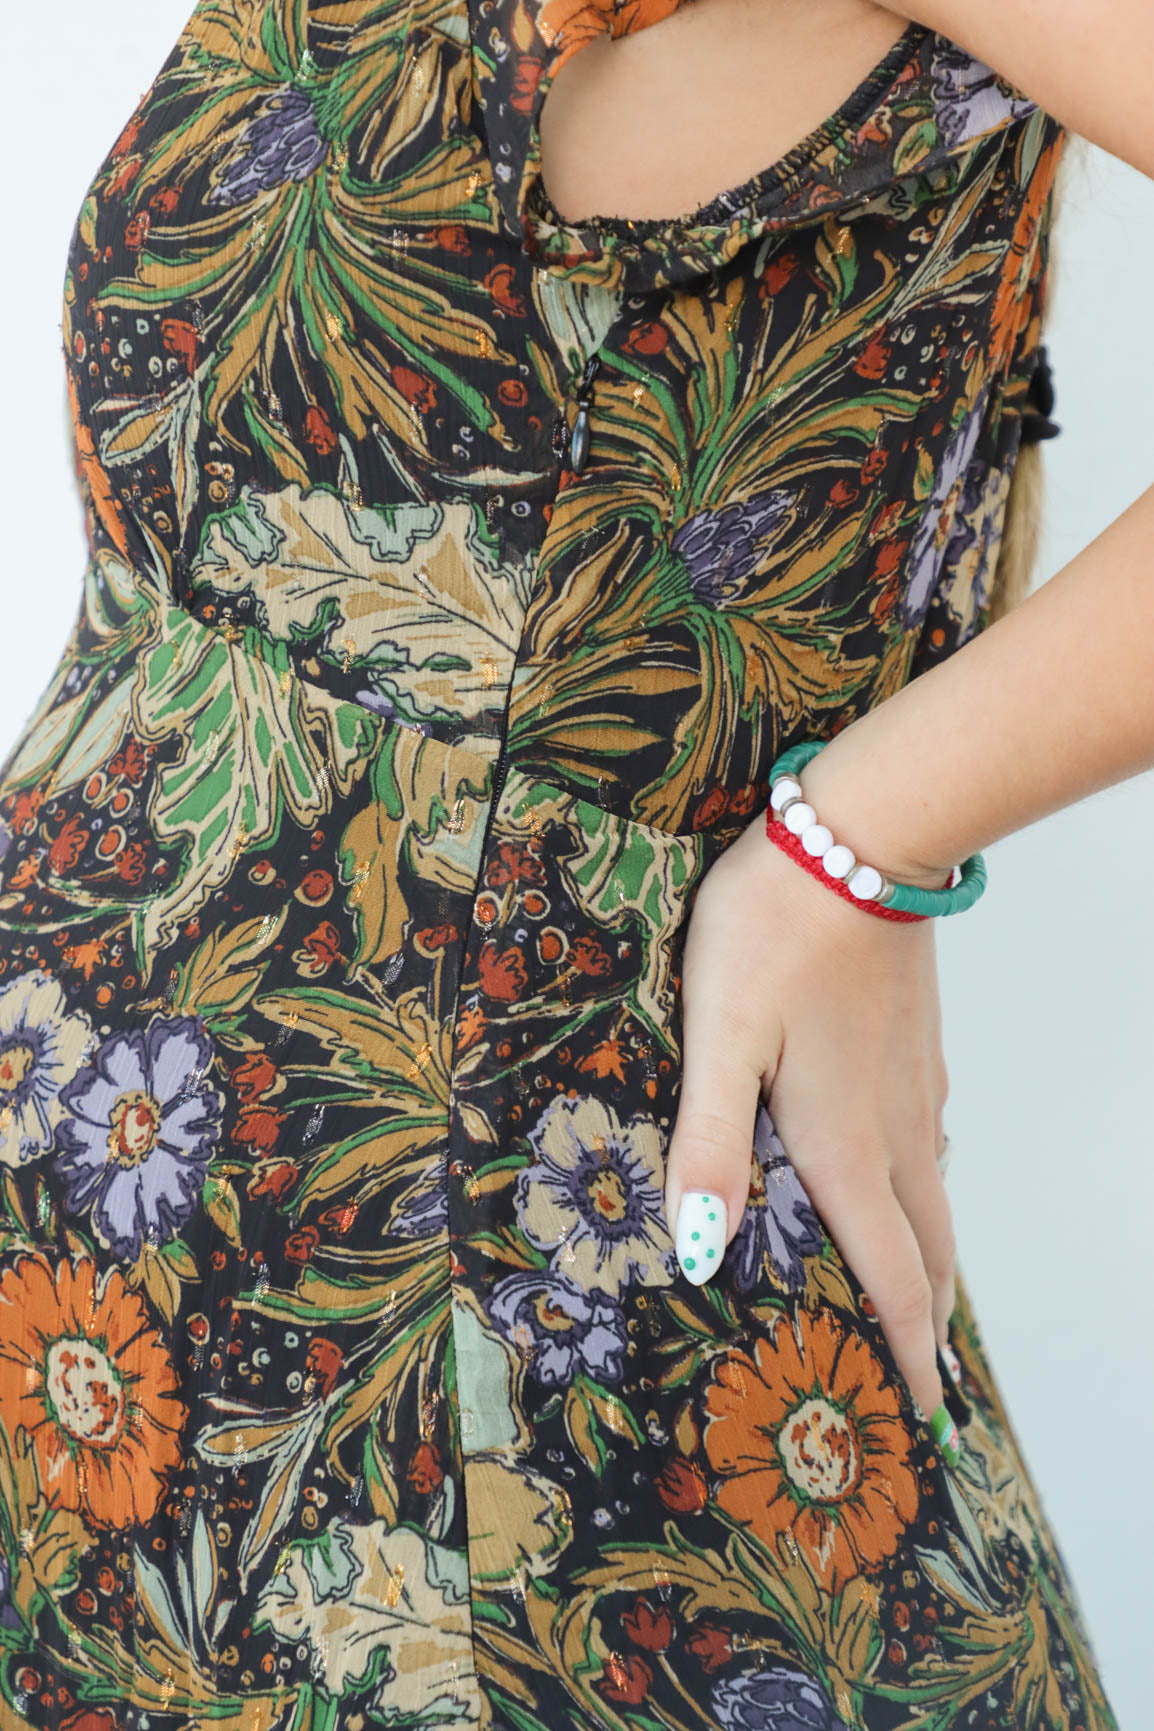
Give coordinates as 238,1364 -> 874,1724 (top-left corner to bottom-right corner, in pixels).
0,1 -> 1117,1727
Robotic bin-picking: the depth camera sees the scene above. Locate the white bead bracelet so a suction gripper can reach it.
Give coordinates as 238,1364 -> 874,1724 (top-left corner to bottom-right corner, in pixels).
766,739 -> 987,920
768,772 -> 895,903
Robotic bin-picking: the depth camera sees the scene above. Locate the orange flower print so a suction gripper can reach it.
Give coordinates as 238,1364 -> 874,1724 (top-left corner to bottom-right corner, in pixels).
293,920 -> 343,978
108,111 -> 144,161
161,318 -> 198,375
66,373 -> 132,564
305,1337 -> 343,1398
576,1038 -> 626,1082
595,1652 -> 652,1707
692,786 -> 729,831
455,1003 -> 487,1053
703,1308 -> 919,1592
568,935 -> 611,977
0,1253 -> 186,1529
124,213 -> 151,252
407,1440 -> 444,1494
622,321 -> 668,357
106,157 -> 142,199
509,56 -> 544,116
485,842 -> 544,889
233,1103 -> 286,1153
760,251 -> 800,296
654,1455 -> 707,1514
232,1050 -> 279,1103
391,365 -> 437,415
686,1620 -> 733,1674
988,133 -> 1065,375
482,264 -> 526,319
853,332 -> 892,381
149,185 -> 182,217
621,1597 -> 673,1653
477,940 -> 528,1002
539,0 -> 679,56
303,405 -> 338,455
433,224 -> 471,254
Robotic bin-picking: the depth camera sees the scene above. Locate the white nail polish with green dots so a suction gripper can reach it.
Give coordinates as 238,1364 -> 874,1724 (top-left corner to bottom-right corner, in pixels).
675,1191 -> 726,1285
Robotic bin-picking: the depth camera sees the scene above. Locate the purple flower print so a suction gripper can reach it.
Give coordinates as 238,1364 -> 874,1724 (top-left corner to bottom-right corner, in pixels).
207,87 -> 328,208
54,1016 -> 224,1260
930,42 -> 1038,150
673,490 -> 793,606
391,1177 -> 449,1238
0,971 -> 92,1167
938,456 -> 989,564
937,454 -> 1004,640
900,395 -> 988,631
0,1555 -> 21,1632
712,1666 -> 849,1730
727,1105 -> 824,1294
514,1095 -> 675,1298
489,1271 -> 628,1387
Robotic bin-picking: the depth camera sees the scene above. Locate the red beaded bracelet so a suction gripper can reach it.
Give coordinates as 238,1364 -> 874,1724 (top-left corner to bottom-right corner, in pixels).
764,808 -> 928,924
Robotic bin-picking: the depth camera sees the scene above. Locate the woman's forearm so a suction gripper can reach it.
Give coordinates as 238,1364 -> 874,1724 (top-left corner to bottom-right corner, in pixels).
800,479 -> 1154,887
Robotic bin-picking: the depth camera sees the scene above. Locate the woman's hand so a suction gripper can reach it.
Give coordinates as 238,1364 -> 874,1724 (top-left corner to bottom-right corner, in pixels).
663,809 -> 953,1425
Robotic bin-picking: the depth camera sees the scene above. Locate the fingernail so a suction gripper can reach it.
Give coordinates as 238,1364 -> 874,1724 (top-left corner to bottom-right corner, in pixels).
674,1190 -> 726,1285
930,1402 -> 962,1468
940,1341 -> 963,1388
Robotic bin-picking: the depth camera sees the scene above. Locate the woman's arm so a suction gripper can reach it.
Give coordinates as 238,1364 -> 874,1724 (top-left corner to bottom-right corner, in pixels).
664,481 -> 1153,1433
803,480 -> 1154,890
664,0 -> 1153,1435
666,476 -> 1153,1431
860,0 -> 1154,880
884,0 -> 1154,182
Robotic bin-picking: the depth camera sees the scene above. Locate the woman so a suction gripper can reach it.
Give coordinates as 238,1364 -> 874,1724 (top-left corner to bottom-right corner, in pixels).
0,0 -> 1147,1725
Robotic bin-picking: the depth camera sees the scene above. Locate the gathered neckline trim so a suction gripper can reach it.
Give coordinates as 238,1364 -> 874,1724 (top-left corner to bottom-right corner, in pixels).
468,2 -> 1044,289
531,17 -> 929,247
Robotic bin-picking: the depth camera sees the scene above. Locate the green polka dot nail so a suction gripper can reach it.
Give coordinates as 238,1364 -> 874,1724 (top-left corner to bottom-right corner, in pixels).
674,1190 -> 727,1287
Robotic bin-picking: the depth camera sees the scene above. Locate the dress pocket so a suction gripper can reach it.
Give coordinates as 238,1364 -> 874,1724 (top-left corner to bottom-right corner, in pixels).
472,763 -> 708,1061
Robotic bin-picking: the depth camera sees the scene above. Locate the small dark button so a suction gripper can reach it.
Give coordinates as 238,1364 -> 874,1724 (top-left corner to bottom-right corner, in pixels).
1026,343 -> 1056,417
1021,343 -> 1060,443
570,407 -> 590,474
565,353 -> 601,476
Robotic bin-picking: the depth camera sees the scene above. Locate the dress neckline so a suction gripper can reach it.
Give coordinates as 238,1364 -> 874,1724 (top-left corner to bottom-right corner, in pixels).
533,16 -> 929,245
468,1 -> 1042,291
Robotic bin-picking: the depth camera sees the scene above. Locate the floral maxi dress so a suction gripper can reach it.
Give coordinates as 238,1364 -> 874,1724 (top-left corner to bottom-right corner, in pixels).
0,1 -> 1119,1728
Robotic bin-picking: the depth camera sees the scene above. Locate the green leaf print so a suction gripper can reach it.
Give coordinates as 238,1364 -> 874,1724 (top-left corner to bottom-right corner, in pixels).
498,773 -> 701,1054
91,1 -> 507,459
0,548 -> 161,795
252,985 -> 455,1210
339,725 -> 491,971
94,377 -> 203,540
191,485 -> 533,727
130,610 -> 375,951
197,1394 -> 334,1594
167,906 -> 288,1027
252,1519 -> 478,1722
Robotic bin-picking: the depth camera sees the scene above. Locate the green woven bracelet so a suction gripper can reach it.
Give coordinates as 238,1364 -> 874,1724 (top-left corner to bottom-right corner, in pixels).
768,740 -> 987,918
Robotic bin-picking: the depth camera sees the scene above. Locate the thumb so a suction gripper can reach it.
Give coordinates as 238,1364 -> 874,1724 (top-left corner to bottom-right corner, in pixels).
664,1037 -> 762,1287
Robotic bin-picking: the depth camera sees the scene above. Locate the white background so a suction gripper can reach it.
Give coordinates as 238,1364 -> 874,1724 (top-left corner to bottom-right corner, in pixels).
1,5 -> 1151,1724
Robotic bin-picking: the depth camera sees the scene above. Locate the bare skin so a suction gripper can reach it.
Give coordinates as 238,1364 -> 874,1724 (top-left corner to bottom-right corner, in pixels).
540,0 -> 912,222
541,0 -> 1154,1428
